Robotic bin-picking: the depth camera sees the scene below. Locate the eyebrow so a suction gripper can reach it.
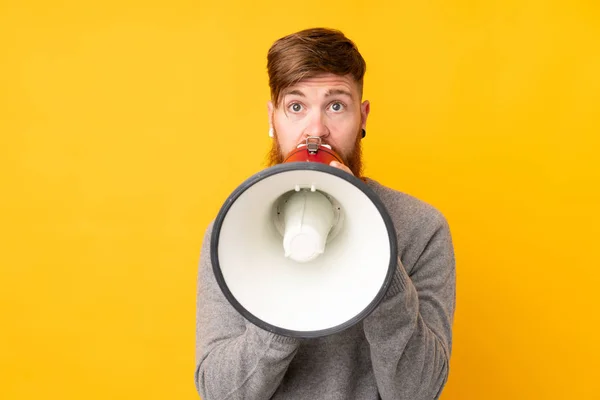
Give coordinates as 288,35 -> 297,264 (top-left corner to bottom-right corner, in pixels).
325,89 -> 353,99
283,89 -> 305,97
282,88 -> 354,99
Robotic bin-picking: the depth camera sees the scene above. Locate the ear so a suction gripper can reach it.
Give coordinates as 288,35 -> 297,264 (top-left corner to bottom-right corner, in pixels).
267,101 -> 274,128
360,100 -> 370,130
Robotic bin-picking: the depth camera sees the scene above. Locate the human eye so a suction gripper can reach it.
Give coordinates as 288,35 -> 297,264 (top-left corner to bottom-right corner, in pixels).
328,101 -> 346,112
287,102 -> 304,113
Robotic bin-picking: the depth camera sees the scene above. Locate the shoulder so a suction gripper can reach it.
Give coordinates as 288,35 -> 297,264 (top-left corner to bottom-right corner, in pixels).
365,178 -> 448,229
365,178 -> 451,271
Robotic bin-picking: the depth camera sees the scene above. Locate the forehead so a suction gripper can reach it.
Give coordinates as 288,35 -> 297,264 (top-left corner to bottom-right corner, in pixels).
282,73 -> 359,98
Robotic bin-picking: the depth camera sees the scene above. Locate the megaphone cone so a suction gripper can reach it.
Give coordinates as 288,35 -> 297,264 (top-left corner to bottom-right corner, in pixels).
211,138 -> 397,338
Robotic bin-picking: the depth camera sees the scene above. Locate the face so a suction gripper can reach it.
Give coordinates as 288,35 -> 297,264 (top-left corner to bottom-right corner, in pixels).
267,73 -> 370,175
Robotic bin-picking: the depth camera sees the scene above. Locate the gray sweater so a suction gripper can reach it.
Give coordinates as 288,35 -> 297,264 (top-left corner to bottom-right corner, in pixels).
195,179 -> 456,400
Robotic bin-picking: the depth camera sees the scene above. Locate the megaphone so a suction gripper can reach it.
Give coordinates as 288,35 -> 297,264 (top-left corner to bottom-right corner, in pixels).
211,137 -> 398,338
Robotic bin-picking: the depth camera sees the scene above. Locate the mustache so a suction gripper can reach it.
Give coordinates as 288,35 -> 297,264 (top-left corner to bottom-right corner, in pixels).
294,138 -> 335,152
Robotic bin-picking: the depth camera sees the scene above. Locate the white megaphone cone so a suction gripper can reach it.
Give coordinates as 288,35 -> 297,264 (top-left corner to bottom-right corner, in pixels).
211,137 -> 397,338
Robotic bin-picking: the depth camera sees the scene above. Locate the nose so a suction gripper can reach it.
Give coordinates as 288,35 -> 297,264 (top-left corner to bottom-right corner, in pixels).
303,111 -> 330,139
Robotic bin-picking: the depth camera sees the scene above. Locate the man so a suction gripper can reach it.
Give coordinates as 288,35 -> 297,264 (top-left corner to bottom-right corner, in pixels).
195,28 -> 456,400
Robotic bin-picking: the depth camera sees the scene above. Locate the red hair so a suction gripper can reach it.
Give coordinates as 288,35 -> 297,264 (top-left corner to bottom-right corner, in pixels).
267,28 -> 366,106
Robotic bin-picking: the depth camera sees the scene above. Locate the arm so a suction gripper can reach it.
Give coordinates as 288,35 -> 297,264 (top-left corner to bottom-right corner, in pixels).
195,223 -> 301,400
363,214 -> 456,400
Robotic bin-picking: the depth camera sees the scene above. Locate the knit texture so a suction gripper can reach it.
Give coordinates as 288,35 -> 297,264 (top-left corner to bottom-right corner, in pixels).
195,178 -> 456,400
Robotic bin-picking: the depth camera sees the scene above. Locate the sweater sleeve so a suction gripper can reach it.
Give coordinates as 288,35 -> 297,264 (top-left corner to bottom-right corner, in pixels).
194,222 -> 301,400
363,213 -> 456,400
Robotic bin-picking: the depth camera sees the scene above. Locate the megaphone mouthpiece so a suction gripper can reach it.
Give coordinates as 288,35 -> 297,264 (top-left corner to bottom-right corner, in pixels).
281,190 -> 335,263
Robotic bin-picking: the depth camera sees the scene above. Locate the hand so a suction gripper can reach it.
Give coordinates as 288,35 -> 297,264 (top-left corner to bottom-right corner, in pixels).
329,161 -> 354,176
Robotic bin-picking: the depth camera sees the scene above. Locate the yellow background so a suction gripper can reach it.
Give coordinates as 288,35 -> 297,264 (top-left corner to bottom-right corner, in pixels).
1,0 -> 599,399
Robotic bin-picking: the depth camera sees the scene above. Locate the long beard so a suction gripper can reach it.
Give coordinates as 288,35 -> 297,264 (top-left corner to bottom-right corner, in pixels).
266,129 -> 364,178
